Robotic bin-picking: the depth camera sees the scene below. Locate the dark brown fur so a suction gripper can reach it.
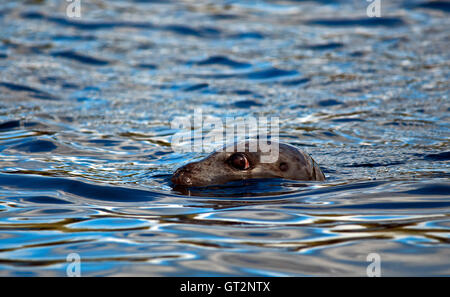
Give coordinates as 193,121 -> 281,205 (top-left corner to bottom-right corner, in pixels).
171,141 -> 325,187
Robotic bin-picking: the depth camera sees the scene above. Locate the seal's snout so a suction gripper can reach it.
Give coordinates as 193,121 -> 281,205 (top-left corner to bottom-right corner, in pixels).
170,163 -> 195,186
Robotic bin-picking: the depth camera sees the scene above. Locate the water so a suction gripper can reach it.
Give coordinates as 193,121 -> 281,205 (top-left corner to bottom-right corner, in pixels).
0,0 -> 449,276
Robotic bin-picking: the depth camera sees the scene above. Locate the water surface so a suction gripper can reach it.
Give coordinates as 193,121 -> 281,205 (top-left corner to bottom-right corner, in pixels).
0,0 -> 449,276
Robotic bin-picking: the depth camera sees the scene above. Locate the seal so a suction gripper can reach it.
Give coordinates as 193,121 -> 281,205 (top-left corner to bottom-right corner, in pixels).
171,141 -> 325,187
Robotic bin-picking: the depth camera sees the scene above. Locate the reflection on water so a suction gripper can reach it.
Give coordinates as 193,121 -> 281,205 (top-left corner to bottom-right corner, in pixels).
0,0 -> 449,276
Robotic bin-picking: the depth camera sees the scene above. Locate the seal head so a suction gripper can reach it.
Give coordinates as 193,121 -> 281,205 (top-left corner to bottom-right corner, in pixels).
171,141 -> 325,187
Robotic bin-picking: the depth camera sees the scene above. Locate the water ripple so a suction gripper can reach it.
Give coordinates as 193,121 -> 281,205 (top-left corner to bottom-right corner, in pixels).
0,0 -> 448,276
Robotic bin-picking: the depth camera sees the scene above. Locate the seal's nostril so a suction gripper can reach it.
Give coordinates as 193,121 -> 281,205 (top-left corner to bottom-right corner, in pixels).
171,170 -> 183,184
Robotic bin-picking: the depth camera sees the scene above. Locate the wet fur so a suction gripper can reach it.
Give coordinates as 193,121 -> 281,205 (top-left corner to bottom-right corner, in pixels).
171,141 -> 325,187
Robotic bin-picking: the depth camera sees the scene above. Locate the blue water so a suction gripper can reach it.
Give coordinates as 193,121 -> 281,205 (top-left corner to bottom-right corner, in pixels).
0,0 -> 449,276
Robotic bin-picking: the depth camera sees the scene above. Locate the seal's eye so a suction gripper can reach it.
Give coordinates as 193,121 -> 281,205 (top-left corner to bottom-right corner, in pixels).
228,153 -> 250,170
279,162 -> 288,171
